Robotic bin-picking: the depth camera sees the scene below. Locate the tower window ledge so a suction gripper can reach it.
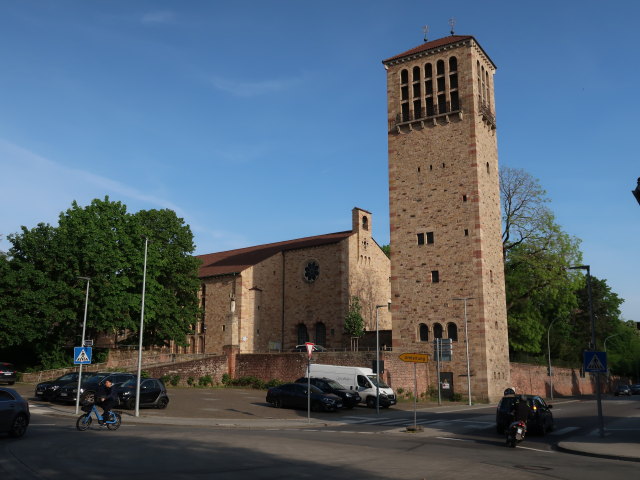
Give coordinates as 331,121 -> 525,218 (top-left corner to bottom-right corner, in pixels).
390,108 -> 464,132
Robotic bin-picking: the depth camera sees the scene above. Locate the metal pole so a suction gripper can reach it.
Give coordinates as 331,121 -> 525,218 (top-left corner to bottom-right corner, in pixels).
375,306 -> 380,416
436,338 -> 441,406
135,236 -> 148,417
413,362 -> 417,429
307,356 -> 311,423
453,297 -> 473,406
547,318 -> 557,401
75,277 -> 90,415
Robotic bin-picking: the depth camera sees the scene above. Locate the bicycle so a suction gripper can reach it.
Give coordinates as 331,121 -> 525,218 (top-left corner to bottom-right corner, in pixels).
76,403 -> 122,431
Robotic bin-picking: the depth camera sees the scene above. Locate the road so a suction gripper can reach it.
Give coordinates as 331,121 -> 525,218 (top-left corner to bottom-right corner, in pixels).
1,394 -> 638,479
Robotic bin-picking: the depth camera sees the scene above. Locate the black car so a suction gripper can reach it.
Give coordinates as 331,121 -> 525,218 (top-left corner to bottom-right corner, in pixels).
117,377 -> 169,410
0,387 -> 30,438
0,362 -> 17,385
266,383 -> 342,412
630,384 -> 640,395
294,377 -> 361,409
614,384 -> 632,396
496,394 -> 554,434
35,371 -> 95,401
56,372 -> 135,403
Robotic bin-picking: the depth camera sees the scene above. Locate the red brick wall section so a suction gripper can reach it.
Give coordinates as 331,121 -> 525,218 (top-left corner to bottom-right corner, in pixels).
508,362 -> 599,397
144,355 -> 228,386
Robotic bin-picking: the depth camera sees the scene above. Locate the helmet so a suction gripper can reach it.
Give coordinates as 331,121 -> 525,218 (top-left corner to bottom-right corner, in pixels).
503,387 -> 516,396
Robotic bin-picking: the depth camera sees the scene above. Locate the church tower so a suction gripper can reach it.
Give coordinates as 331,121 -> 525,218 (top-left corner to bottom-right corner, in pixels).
383,35 -> 509,402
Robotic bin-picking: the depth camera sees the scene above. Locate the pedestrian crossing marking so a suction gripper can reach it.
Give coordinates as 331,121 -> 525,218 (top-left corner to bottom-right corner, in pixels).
75,349 -> 90,363
586,354 -> 604,371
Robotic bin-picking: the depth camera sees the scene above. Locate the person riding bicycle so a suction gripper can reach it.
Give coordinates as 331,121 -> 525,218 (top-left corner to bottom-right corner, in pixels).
96,379 -> 118,424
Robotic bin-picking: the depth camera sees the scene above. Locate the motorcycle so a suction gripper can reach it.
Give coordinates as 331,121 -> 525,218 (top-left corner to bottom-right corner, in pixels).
505,420 -> 527,448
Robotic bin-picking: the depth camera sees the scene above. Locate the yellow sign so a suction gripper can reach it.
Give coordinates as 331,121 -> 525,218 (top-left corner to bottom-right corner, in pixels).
399,352 -> 430,363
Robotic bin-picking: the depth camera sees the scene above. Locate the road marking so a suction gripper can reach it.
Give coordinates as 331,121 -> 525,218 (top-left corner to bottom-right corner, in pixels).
435,436 -> 472,442
549,426 -> 579,436
516,445 -> 554,453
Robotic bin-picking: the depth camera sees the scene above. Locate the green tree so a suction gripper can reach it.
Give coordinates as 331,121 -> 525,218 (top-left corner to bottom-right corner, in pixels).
381,244 -> 390,258
344,296 -> 365,338
0,197 -> 201,368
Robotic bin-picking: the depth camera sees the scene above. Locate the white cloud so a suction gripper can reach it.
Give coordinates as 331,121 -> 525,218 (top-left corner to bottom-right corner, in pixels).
141,11 -> 175,25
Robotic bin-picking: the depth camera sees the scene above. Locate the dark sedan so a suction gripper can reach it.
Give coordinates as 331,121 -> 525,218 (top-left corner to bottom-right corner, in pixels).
266,383 -> 342,412
35,371 -> 95,401
0,362 -> 17,385
496,393 -> 554,434
0,387 -> 30,438
630,384 -> 640,395
57,372 -> 135,403
295,377 -> 361,408
117,378 -> 169,410
614,384 -> 632,396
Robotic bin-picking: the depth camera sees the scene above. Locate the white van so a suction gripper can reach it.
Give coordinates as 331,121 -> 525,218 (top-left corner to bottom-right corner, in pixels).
307,364 -> 396,408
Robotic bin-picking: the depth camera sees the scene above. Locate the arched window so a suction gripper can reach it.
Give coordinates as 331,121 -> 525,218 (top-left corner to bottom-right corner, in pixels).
315,322 -> 326,347
400,69 -> 409,84
419,323 -> 429,342
297,324 -> 309,345
449,56 -> 457,72
436,59 -> 445,75
433,323 -> 443,339
412,66 -> 421,82
362,216 -> 369,231
447,322 -> 458,341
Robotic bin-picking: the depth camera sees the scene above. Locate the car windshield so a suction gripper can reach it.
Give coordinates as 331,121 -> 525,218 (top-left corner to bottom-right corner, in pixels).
58,374 -> 76,382
120,378 -> 138,388
325,379 -> 346,390
84,373 -> 108,383
367,375 -> 390,388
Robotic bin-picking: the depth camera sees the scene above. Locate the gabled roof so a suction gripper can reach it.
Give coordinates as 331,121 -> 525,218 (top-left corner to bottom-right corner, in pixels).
197,231 -> 354,278
382,35 -> 495,69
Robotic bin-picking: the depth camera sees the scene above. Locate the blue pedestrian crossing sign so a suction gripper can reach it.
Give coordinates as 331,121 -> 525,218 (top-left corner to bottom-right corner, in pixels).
74,347 -> 92,365
583,351 -> 607,373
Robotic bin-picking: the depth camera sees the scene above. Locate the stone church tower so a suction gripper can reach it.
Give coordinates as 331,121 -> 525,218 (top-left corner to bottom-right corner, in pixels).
383,35 -> 510,402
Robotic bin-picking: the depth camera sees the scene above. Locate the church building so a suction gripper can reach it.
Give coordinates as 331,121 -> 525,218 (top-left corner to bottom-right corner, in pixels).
182,208 -> 391,355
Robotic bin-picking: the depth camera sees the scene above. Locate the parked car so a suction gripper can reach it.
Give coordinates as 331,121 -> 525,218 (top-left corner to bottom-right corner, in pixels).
292,344 -> 327,352
35,371 -> 95,401
614,384 -> 632,396
56,372 -> 135,403
0,387 -> 30,438
266,383 -> 342,412
0,362 -> 17,385
629,384 -> 640,395
294,376 -> 361,408
116,377 -> 169,410
496,393 -> 554,434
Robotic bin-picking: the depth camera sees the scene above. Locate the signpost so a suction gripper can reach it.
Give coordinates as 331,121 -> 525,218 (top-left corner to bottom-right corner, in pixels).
305,342 -> 314,423
399,352 -> 430,431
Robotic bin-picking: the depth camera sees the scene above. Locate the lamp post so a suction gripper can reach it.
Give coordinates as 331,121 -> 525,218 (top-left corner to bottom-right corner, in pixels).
453,297 -> 474,406
547,318 -> 558,401
568,264 -> 604,437
75,276 -> 90,415
135,236 -> 149,418
375,304 -> 388,416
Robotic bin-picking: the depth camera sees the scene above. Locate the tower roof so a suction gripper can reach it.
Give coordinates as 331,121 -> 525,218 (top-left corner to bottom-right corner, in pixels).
382,35 -> 495,69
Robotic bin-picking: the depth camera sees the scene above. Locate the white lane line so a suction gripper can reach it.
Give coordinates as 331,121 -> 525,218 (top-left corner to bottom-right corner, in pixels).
435,436 -> 473,442
549,426 -> 579,436
516,445 -> 554,453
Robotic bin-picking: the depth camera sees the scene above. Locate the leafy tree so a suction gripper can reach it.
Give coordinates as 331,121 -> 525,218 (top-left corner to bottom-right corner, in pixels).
344,296 -> 365,338
0,197 -> 201,368
381,244 -> 390,258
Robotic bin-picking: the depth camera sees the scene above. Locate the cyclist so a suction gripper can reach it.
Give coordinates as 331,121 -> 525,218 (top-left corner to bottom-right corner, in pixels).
96,379 -> 118,424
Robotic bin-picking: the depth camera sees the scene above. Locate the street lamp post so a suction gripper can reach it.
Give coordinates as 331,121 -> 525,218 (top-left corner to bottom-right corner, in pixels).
375,304 -> 388,416
135,236 -> 149,418
453,297 -> 474,406
568,265 -> 604,437
547,318 -> 558,401
75,276 -> 90,415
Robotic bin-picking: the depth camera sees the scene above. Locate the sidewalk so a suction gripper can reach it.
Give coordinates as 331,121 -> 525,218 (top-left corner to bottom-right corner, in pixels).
15,383 -> 640,462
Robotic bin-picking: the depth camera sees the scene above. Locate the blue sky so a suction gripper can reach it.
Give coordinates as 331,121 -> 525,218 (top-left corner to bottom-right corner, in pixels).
1,1 -> 639,322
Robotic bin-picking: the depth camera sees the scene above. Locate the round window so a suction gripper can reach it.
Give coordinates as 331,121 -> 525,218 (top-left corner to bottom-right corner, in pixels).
304,261 -> 319,283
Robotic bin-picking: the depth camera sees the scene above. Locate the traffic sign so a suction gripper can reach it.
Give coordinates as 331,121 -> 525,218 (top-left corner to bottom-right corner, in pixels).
399,352 -> 429,363
305,342 -> 314,358
583,351 -> 607,373
74,347 -> 92,365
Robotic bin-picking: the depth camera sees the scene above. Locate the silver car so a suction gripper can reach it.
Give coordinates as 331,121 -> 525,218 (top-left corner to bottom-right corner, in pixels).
0,387 -> 30,438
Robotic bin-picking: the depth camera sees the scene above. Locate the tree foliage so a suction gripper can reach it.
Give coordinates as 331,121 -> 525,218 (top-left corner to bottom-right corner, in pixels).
344,296 -> 365,338
0,197 -> 201,369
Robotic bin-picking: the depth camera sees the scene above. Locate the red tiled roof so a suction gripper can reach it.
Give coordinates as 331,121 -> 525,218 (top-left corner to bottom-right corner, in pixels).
197,231 -> 354,278
383,35 -> 483,64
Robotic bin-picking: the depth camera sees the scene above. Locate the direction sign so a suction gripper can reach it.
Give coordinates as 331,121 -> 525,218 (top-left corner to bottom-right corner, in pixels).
399,352 -> 429,363
74,346 -> 92,365
583,351 -> 607,373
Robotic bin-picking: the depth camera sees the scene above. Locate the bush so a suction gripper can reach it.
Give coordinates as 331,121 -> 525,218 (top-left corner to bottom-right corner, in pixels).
221,373 -> 232,386
219,375 -> 281,390
198,375 -> 213,387
164,374 -> 180,387
187,376 -> 195,386
450,393 -> 463,402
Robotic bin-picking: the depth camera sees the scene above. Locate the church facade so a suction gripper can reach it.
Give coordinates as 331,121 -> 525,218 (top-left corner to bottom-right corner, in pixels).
179,208 -> 391,355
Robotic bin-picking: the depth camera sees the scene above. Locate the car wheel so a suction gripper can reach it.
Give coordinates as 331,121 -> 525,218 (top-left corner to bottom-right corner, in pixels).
8,381 -> 15,386
310,401 -> 322,412
125,398 -> 136,410
496,425 -> 505,435
366,397 -> 376,409
273,398 -> 282,408
157,397 -> 169,409
9,414 -> 28,438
